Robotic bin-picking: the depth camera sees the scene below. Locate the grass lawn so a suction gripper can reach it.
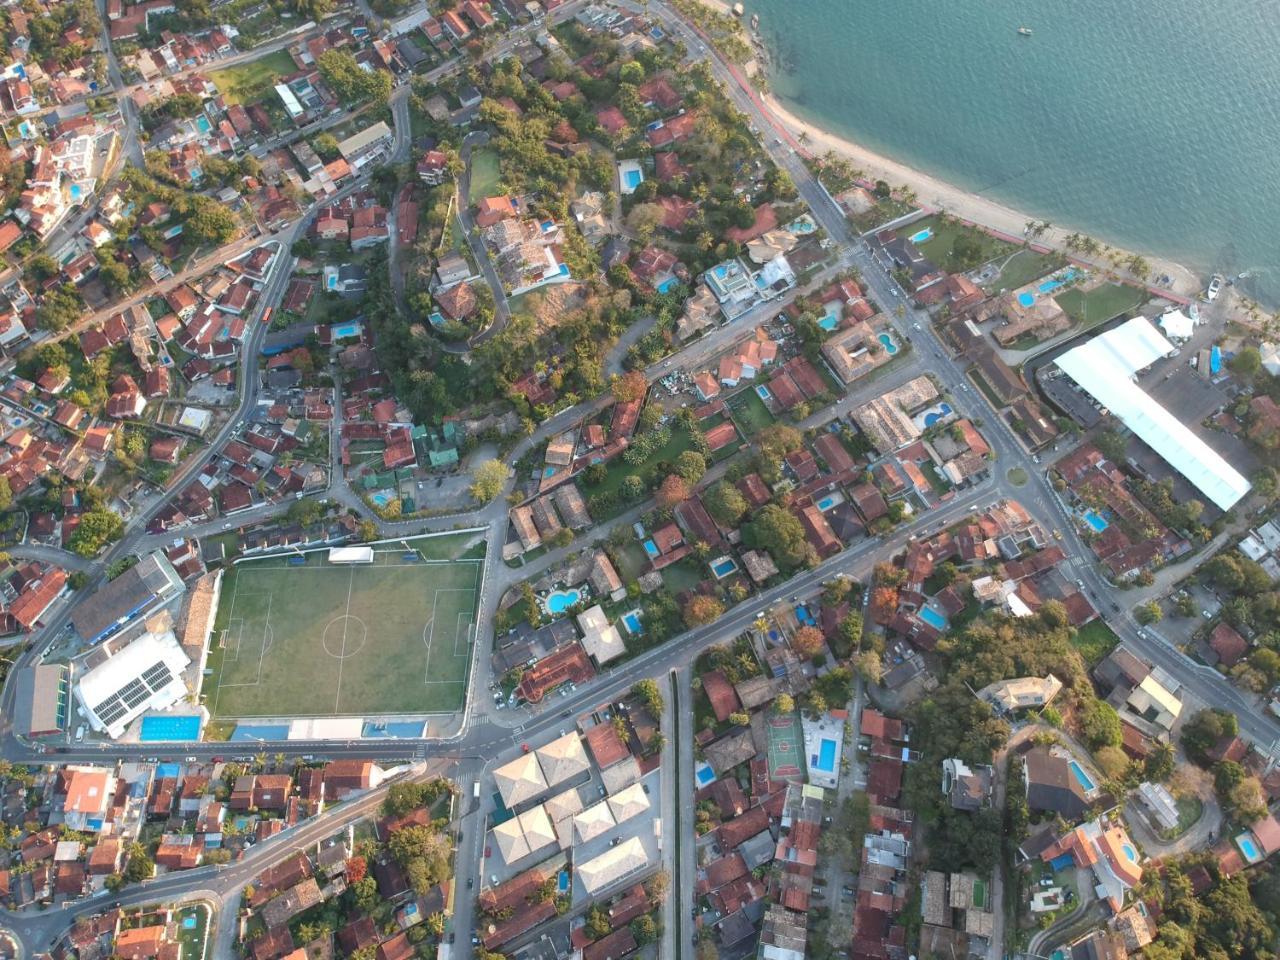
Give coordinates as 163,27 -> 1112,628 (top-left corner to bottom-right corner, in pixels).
969,370 -> 1007,410
175,904 -> 210,960
990,247 -> 1068,292
1055,283 -> 1147,327
209,49 -> 298,104
1007,466 -> 1029,487
1172,794 -> 1204,835
469,148 -> 502,199
1072,620 -> 1120,666
725,386 -> 776,437
203,544 -> 481,718
920,460 -> 952,496
579,424 -> 697,515
912,214 -> 1017,273
662,556 -> 707,594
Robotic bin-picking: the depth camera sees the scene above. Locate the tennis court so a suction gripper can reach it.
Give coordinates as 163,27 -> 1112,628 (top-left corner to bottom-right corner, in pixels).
203,542 -> 481,718
766,714 -> 805,780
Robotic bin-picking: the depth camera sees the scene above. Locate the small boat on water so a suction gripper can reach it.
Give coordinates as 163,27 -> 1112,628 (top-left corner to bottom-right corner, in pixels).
1017,26 -> 1033,36
750,12 -> 759,30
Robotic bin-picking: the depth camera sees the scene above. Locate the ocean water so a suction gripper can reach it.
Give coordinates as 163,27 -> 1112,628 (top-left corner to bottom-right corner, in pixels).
744,0 -> 1280,306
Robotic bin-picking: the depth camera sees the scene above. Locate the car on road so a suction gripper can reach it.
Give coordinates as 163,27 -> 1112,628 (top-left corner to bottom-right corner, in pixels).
483,846 -> 491,858
521,743 -> 530,753
467,878 -> 474,889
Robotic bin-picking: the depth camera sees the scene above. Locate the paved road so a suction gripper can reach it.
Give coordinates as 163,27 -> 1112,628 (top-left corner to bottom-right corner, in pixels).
3,3 -> 1275,954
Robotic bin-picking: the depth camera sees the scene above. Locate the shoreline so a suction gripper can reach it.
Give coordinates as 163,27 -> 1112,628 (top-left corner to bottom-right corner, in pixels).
758,91 -> 1203,301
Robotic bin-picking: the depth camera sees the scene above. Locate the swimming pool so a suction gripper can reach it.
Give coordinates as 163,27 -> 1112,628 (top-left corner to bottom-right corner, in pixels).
710,557 -> 738,579
1038,268 -> 1078,293
332,321 -> 361,339
695,762 -> 716,787
545,589 -> 582,615
139,715 -> 201,742
656,277 -> 678,295
795,604 -> 817,626
618,159 -> 645,195
819,312 -> 839,331
877,332 -> 899,355
622,611 -> 643,634
909,227 -> 933,244
371,490 -> 395,507
1017,291 -> 1036,308
922,402 -> 954,428
1210,344 -> 1222,375
642,539 -> 660,559
1083,509 -> 1109,533
1121,843 -> 1137,863
816,495 -> 836,511
69,183 -> 82,201
1238,834 -> 1262,861
558,870 -> 569,892
624,169 -> 642,189
812,737 -> 838,773
918,605 -> 947,630
183,916 -> 198,930
755,384 -> 772,401
1069,760 -> 1096,793
196,115 -> 211,134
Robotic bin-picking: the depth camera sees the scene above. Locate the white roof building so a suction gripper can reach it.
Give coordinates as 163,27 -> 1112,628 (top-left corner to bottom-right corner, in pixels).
606,782 -> 651,824
535,732 -> 591,787
1055,317 -> 1250,511
577,836 -> 650,895
491,817 -> 531,864
75,630 -> 191,739
1158,308 -> 1196,341
517,806 -> 557,855
573,801 -> 617,845
576,605 -> 626,665
493,753 -> 548,809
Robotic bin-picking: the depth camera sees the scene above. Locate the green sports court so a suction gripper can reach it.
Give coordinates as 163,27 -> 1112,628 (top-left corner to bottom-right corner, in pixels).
202,538 -> 482,719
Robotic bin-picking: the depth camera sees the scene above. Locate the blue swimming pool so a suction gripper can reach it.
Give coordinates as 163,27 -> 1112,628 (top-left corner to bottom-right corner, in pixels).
1017,291 -> 1036,308
711,558 -> 738,578
183,916 -> 198,930
622,611 -> 643,634
1083,509 -> 1109,533
1239,835 -> 1261,860
816,495 -> 836,511
695,763 -> 716,786
371,490 -> 394,507
656,277 -> 678,294
623,169 -> 643,189
1121,843 -> 1137,863
139,715 -> 201,742
1069,760 -> 1096,793
909,227 -> 933,244
70,183 -> 82,201
755,384 -> 772,401
196,115 -> 211,134
1210,345 -> 1222,375
558,870 -> 569,892
545,589 -> 581,614
812,737 -> 838,773
642,539 -> 659,559
332,321 -> 361,339
918,605 -> 947,630
819,312 -> 839,331
878,332 -> 899,355
1038,268 -> 1078,293
922,402 -> 953,428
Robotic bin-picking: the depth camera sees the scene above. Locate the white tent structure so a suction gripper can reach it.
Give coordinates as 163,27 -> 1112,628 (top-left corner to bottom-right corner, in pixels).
329,546 -> 374,564
1055,317 -> 1250,511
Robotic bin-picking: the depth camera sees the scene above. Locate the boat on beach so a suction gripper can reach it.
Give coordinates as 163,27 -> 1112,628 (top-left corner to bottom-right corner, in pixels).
1017,26 -> 1033,36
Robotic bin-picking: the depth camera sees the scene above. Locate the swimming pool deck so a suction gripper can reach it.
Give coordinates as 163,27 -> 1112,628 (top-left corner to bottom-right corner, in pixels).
801,711 -> 846,790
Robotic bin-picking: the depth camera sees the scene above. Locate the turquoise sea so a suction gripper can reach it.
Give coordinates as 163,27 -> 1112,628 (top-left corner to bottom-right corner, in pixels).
743,0 -> 1280,307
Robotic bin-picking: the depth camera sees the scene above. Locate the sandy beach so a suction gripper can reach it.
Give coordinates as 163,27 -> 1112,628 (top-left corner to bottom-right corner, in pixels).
758,92 -> 1203,300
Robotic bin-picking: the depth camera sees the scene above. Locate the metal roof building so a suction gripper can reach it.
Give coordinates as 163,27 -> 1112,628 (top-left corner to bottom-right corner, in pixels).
1055,317 -> 1250,511
75,630 -> 191,739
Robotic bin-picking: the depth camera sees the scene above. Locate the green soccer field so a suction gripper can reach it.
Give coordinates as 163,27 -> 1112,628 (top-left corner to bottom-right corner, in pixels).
203,544 -> 481,719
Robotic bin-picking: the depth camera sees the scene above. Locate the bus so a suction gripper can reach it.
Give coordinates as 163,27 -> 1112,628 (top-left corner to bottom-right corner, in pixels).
260,306 -> 273,326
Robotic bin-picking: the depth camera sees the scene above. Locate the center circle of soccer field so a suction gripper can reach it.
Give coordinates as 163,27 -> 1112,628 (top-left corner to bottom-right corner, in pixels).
321,615 -> 368,660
